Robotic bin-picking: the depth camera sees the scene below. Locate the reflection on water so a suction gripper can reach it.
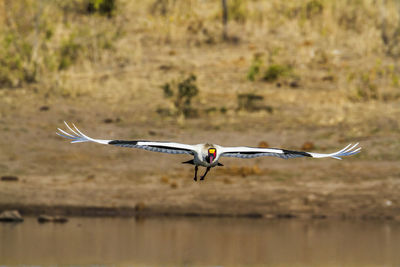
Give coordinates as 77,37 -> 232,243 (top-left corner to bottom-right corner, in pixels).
1,216 -> 400,266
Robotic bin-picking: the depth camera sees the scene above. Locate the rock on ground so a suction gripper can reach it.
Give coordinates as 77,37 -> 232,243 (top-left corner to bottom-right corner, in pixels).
0,210 -> 23,222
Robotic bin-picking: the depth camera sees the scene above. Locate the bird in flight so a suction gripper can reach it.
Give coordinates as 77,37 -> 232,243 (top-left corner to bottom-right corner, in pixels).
57,122 -> 361,181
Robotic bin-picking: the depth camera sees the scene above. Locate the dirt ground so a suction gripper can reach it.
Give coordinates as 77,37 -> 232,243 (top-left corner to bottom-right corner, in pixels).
0,89 -> 399,220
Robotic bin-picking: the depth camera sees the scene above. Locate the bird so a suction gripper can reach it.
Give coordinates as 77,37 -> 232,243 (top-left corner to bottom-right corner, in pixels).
57,122 -> 361,181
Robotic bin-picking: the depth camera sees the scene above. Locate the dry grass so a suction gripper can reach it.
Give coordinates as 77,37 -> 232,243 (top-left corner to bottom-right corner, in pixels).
1,1 -> 398,121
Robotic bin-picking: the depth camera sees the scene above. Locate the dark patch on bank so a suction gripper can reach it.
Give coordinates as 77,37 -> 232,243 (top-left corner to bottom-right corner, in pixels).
0,204 -> 264,219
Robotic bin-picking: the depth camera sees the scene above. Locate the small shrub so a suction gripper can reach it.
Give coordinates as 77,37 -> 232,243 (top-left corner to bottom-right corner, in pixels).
58,35 -> 82,70
246,52 -> 296,84
392,74 -> 399,87
0,32 -> 36,87
237,93 -> 273,113
354,84 -> 378,101
161,74 -> 199,118
263,64 -> 292,82
237,93 -> 263,111
247,54 -> 263,81
305,0 -> 324,19
161,83 -> 173,98
381,11 -> 400,57
87,0 -> 116,17
156,107 -> 173,117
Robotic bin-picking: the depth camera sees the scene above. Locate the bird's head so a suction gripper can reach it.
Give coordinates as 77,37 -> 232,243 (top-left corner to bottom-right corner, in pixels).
206,148 -> 217,163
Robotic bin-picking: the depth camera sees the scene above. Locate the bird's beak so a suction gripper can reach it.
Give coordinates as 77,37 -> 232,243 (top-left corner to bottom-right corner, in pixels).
209,154 -> 214,163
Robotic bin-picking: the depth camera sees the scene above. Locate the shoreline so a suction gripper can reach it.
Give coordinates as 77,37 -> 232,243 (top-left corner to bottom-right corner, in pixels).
1,204 -> 398,221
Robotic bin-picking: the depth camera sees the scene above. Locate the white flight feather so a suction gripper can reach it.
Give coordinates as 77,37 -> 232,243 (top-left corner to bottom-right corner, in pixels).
308,143 -> 361,160
57,122 -> 197,152
56,121 -> 111,144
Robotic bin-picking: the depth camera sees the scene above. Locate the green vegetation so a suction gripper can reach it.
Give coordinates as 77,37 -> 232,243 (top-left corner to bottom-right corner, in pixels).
87,0 -> 116,17
0,32 -> 35,87
349,64 -> 400,102
247,49 -> 295,83
247,57 -> 295,84
58,34 -> 83,71
161,74 -> 199,118
247,54 -> 263,81
263,64 -> 293,82
0,0 -> 122,89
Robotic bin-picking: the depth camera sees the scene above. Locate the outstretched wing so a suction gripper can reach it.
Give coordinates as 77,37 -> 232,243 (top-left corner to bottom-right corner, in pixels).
220,143 -> 361,160
57,122 -> 196,155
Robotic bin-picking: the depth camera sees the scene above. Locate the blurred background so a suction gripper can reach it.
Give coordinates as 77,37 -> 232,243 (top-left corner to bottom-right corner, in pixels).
1,0 -> 400,217
1,0 -> 400,265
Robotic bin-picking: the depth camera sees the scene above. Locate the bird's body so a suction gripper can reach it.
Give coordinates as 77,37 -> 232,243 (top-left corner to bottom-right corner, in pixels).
57,122 -> 361,181
193,144 -> 221,168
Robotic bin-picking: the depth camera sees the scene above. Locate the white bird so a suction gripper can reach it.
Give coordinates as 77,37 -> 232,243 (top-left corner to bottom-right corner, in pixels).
57,122 -> 361,181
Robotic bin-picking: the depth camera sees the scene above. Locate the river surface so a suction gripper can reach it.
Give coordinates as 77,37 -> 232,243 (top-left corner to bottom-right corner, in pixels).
1,217 -> 400,266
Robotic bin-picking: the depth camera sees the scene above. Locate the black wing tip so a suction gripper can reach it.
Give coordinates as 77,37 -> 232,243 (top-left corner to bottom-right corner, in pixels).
109,140 -> 138,145
282,149 -> 312,157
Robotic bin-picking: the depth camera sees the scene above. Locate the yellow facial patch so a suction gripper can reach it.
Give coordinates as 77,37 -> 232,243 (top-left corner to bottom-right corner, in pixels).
209,148 -> 216,153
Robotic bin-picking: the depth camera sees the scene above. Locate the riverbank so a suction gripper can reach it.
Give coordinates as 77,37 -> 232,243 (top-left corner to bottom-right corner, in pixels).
1,157 -> 399,220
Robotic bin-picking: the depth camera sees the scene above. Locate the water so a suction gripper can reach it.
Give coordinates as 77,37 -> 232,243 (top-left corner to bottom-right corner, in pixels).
1,217 -> 400,266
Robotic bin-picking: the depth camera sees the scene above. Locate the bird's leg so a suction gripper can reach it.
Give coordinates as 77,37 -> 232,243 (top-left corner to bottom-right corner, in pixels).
200,167 -> 211,181
193,165 -> 198,182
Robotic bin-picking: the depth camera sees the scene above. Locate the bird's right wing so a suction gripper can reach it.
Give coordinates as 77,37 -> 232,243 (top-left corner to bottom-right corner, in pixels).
57,122 -> 196,155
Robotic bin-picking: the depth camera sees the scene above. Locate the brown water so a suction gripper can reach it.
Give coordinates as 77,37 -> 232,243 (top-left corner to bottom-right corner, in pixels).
1,217 -> 400,266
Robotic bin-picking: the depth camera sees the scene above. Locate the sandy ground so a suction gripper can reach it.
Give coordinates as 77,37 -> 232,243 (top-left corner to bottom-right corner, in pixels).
0,95 -> 399,220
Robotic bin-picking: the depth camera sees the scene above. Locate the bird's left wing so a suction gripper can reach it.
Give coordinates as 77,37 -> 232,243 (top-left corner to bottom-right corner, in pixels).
219,143 -> 361,160
57,122 -> 196,155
